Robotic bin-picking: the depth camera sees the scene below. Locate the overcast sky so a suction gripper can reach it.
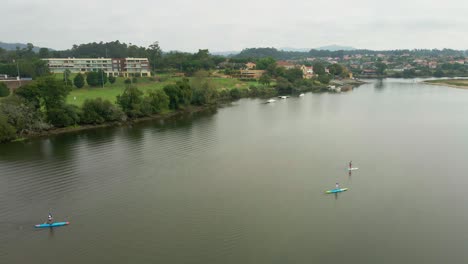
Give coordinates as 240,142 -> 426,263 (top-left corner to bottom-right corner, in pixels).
3,0 -> 468,51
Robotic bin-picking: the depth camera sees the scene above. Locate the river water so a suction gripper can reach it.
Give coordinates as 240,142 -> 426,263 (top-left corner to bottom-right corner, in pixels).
2,79 -> 468,263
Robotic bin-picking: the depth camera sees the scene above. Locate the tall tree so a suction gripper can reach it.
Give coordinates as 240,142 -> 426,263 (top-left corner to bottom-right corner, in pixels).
38,48 -> 50,58
148,41 -> 162,71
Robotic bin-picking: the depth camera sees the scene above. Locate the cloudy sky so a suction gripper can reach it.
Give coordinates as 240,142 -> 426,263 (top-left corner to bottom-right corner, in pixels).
3,0 -> 468,51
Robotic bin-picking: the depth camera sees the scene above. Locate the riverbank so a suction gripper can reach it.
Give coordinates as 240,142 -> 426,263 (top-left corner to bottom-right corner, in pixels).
1,76 -> 364,144
422,79 -> 468,89
16,105 -> 212,141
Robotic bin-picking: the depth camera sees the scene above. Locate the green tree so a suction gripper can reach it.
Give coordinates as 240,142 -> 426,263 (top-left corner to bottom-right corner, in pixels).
108,75 -> 116,84
0,95 -> 49,135
284,68 -> 304,82
116,86 -> 147,118
0,82 -> 10,97
434,69 -> 444,77
177,78 -> 192,105
86,72 -> 99,86
256,57 -> 276,70
81,98 -> 123,124
145,89 -> 169,113
36,76 -> 71,111
328,64 -> 344,76
230,88 -> 241,100
47,104 -> 80,127
14,82 -> 41,109
0,113 -> 16,143
259,74 -> 271,86
148,41 -> 162,70
275,77 -> 293,94
63,69 -> 72,86
318,74 -> 331,84
163,84 -> 182,110
38,48 -> 50,58
97,70 -> 108,86
313,62 -> 325,75
74,73 -> 85,88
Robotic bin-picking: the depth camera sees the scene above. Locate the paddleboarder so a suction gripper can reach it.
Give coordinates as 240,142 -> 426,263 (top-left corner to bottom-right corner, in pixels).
349,161 -> 352,169
46,213 -> 53,224
335,182 -> 339,190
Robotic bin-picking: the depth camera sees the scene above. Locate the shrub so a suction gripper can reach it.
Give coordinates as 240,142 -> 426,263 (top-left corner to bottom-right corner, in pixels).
108,75 -> 116,84
0,82 -> 10,97
191,80 -> 219,106
0,113 -> 16,143
81,98 -> 124,124
47,104 -> 81,127
163,84 -> 181,110
74,73 -> 85,88
145,89 -> 169,113
230,88 -> 241,100
124,78 -> 132,85
86,72 -> 100,86
116,86 -> 146,118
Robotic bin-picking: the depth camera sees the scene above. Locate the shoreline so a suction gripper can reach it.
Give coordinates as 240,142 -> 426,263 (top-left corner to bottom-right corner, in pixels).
422,80 -> 468,90
18,105 -> 213,141
5,79 -> 366,143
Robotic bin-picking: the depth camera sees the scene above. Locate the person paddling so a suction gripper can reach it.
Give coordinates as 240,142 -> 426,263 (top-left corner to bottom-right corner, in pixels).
335,182 -> 340,190
349,161 -> 352,169
46,213 -> 53,224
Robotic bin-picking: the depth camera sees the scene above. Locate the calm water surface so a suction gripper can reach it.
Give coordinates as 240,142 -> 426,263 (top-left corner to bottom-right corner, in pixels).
2,79 -> 468,263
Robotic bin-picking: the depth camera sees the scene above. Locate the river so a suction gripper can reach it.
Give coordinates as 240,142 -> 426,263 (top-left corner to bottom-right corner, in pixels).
1,78 -> 468,263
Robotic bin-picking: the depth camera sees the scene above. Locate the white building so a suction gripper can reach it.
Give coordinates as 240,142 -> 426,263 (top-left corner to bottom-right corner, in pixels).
43,57 -> 151,77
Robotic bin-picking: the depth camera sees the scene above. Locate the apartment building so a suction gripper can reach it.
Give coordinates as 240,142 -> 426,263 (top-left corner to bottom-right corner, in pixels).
43,58 -> 151,77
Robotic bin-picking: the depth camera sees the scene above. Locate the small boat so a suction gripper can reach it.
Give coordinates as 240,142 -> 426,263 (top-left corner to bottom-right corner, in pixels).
299,93 -> 305,97
278,96 -> 289,99
35,221 -> 70,228
266,99 -> 276,103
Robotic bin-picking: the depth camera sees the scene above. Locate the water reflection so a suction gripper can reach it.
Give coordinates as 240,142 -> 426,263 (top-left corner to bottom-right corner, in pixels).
374,79 -> 384,91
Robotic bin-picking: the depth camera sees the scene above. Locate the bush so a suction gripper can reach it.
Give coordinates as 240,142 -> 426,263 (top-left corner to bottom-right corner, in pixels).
163,84 -> 181,110
74,73 -> 85,88
81,98 -> 124,124
0,82 -> 10,97
47,104 -> 81,127
86,72 -> 100,86
318,74 -> 331,84
191,79 -> 219,106
108,75 -> 116,84
145,89 -> 169,113
116,86 -> 146,118
0,113 -> 16,143
0,95 -> 49,135
230,88 -> 241,100
132,77 -> 138,83
219,89 -> 231,101
124,78 -> 132,85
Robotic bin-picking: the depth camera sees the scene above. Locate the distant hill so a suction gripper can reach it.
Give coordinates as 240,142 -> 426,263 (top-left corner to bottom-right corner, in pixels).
315,45 -> 356,51
211,50 -> 240,56
0,42 -> 51,52
279,47 -> 310,52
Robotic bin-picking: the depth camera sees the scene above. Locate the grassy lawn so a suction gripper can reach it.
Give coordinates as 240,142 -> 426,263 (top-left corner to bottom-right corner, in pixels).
60,73 -> 261,106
